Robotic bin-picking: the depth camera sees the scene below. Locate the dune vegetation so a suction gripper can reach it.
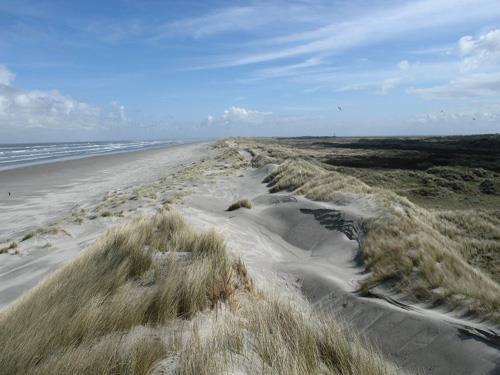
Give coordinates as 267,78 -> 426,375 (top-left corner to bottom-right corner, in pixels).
233,138 -> 500,324
227,198 -> 253,211
181,292 -> 398,375
0,208 -> 398,375
21,225 -> 70,242
0,241 -> 17,254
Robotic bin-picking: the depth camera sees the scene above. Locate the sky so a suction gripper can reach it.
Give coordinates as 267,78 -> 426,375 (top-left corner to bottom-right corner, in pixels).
1,0 -> 500,142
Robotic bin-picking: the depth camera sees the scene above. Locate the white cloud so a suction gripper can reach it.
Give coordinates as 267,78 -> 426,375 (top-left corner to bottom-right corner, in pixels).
375,61 -> 412,94
379,77 -> 402,95
199,114 -> 214,127
407,29 -> 500,99
111,101 -> 127,122
411,104 -> 500,126
0,65 -> 15,86
198,106 -> 315,136
398,60 -> 410,70
0,65 -> 128,130
458,29 -> 500,71
220,106 -> 271,125
410,72 -> 500,99
410,44 -> 453,55
200,106 -> 274,128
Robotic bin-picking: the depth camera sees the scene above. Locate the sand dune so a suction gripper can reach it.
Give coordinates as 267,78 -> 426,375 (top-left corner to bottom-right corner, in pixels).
180,163 -> 500,374
0,142 -> 210,309
0,140 -> 498,374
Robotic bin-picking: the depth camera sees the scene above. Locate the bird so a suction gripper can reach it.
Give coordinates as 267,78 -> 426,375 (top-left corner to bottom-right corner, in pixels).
337,106 -> 342,111
8,192 -> 11,196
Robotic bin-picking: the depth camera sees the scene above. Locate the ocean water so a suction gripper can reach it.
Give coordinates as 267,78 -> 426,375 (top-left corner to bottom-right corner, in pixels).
0,140 -> 181,171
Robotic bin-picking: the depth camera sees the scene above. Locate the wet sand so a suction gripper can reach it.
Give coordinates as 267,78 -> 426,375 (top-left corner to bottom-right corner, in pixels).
0,142 -> 208,240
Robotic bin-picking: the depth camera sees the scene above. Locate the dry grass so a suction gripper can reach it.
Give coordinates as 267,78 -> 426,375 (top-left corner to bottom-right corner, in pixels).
0,208 -> 398,374
180,293 -> 400,375
0,210 -> 250,374
68,207 -> 86,224
214,139 -> 250,170
227,198 -> 253,211
251,153 -> 277,168
0,241 -> 17,254
263,156 -> 500,323
21,225 -> 70,242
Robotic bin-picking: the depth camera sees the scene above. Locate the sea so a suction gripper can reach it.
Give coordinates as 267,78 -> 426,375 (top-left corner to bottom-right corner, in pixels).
0,140 -> 182,171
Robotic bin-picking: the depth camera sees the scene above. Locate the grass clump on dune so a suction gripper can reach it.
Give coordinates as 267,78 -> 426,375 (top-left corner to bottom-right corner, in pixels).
21,225 -> 70,242
265,157 -> 500,323
214,139 -> 250,170
0,241 -> 17,254
0,208 -> 398,374
181,293 -> 399,375
0,209 -> 250,375
227,198 -> 253,211
251,153 -> 276,168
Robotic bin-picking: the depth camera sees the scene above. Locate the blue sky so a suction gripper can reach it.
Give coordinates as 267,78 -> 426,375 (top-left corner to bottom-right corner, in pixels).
1,0 -> 500,141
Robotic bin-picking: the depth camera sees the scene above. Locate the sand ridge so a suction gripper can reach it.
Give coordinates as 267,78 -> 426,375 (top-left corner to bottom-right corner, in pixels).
179,163 -> 500,375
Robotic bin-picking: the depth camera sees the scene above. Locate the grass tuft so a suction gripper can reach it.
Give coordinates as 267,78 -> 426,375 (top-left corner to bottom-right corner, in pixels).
21,225 -> 70,242
0,241 -> 17,254
227,198 -> 253,211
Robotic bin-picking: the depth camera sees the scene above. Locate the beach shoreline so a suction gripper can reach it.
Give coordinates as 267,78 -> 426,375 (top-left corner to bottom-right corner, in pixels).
0,140 -> 191,172
0,141 -> 211,310
0,141 -> 209,239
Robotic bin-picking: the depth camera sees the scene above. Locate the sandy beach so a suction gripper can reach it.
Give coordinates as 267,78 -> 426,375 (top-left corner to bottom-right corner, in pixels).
0,142 -> 209,238
0,138 -> 498,374
0,141 -> 210,309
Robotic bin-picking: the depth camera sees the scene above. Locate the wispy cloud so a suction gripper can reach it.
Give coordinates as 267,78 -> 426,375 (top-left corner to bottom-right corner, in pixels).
410,72 -> 500,99
410,103 -> 500,132
85,19 -> 146,44
155,7 -> 257,40
202,106 -> 272,127
253,57 -> 325,79
193,0 -> 500,67
154,3 -> 328,41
